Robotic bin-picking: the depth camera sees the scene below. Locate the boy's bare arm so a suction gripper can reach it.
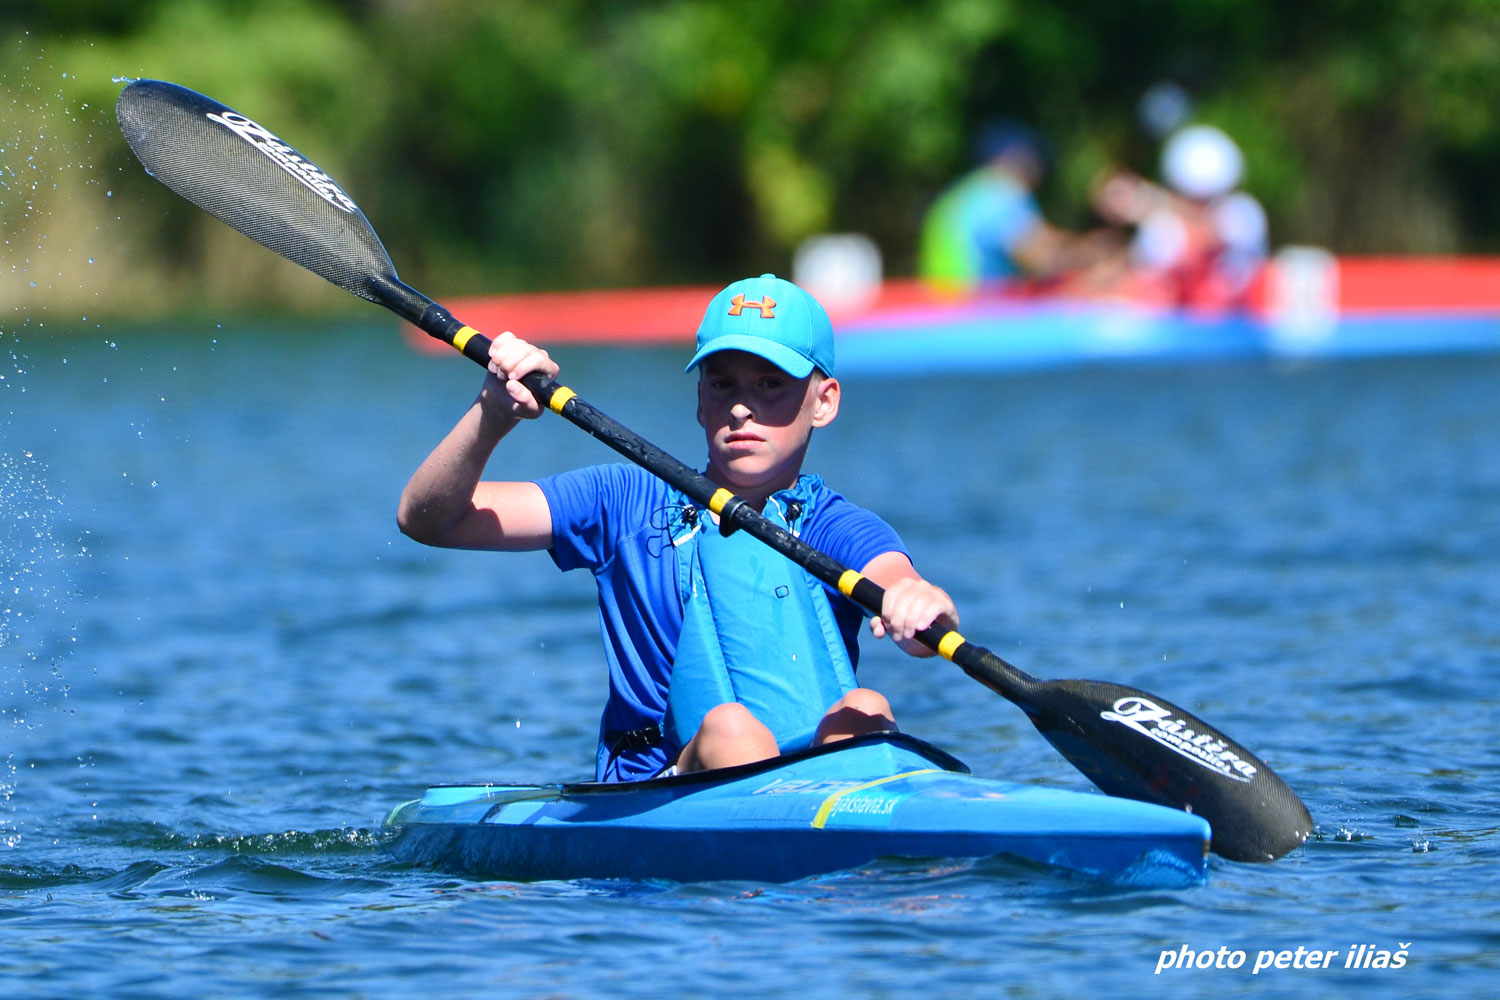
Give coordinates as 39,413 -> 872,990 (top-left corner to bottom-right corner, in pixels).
397,333 -> 559,551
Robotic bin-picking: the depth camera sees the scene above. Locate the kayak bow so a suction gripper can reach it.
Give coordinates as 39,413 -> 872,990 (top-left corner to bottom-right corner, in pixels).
383,733 -> 1211,884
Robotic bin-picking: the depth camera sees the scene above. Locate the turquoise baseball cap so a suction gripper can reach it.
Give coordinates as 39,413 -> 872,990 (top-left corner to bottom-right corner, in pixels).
685,274 -> 835,378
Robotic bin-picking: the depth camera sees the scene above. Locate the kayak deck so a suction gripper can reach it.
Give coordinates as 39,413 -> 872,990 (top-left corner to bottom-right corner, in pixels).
382,733 -> 1211,884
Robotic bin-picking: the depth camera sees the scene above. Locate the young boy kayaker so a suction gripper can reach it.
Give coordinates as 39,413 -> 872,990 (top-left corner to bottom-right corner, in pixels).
398,274 -> 959,781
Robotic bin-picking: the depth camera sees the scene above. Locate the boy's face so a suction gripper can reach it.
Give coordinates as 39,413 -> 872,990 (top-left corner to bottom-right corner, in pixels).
696,349 -> 839,495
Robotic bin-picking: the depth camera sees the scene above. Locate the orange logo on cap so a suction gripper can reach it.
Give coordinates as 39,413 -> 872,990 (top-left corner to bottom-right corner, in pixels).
728,293 -> 776,318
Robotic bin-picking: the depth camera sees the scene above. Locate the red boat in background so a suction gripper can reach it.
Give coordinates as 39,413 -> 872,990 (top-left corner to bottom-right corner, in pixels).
402,255 -> 1500,376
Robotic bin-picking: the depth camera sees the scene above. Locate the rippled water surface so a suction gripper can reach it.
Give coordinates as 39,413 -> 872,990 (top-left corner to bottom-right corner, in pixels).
3,323 -> 1496,998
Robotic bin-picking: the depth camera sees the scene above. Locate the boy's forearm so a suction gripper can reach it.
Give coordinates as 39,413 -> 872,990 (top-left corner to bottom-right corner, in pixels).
398,399 -> 518,545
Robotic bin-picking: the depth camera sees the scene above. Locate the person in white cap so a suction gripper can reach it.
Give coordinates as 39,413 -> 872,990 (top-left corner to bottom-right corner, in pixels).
398,275 -> 959,782
1093,124 -> 1268,307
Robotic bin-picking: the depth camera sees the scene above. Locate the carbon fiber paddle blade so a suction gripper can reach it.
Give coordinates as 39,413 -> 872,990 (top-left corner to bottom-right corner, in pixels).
115,79 -> 396,303
1026,679 -> 1312,861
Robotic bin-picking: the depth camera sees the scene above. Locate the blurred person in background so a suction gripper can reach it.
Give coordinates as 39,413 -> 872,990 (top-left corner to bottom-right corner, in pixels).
919,121 -> 1124,296
1092,124 -> 1268,309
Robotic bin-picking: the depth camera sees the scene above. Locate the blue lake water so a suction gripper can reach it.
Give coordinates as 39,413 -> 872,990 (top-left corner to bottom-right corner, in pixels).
2,321 -> 1496,998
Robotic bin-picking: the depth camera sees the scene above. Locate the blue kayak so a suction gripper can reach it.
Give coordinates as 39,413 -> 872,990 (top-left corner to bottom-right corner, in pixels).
382,733 -> 1211,884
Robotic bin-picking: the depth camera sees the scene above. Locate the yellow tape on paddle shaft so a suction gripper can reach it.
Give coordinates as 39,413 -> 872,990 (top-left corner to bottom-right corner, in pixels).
451,325 -> 479,352
936,631 -> 965,660
838,570 -> 967,660
811,769 -> 940,829
708,488 -> 736,516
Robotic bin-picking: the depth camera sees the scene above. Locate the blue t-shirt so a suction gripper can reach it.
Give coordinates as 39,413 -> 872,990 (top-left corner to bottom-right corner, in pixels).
535,464 -> 907,774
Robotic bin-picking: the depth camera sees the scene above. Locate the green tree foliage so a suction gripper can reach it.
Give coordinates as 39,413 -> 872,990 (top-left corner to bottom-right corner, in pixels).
6,0 -> 1500,316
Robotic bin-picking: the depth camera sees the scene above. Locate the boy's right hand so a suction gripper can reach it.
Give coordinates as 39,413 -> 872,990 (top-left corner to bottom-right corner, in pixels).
479,331 -> 560,421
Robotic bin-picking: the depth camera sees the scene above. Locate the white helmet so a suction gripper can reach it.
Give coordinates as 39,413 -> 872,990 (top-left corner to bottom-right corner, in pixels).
1161,124 -> 1243,200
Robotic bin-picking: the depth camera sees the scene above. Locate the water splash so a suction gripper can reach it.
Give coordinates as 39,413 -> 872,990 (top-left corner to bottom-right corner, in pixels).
1,40 -> 101,850
0,444 -> 78,849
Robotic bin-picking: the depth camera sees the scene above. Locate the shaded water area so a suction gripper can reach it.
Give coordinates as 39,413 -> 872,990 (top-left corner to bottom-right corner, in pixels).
2,321 -> 1496,997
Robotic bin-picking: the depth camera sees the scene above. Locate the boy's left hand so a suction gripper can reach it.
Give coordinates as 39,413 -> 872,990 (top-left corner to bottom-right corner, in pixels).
869,577 -> 958,657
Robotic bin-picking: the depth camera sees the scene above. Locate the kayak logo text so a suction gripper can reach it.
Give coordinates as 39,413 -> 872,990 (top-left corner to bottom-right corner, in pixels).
206,111 -> 357,214
1100,697 -> 1258,783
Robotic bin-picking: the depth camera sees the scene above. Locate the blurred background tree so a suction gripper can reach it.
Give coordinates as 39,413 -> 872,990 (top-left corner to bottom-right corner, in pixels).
5,0 -> 1500,316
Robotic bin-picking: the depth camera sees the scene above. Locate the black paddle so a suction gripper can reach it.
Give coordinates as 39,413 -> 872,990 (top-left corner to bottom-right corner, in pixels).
116,79 -> 1312,862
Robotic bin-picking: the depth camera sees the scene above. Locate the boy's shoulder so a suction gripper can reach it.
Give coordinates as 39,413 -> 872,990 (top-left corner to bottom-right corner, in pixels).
541,463 -> 671,505
798,474 -> 866,517
798,476 -> 906,556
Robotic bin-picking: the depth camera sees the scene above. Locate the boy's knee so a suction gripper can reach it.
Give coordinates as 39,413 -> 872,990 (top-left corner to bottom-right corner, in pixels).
698,701 -> 762,740
679,702 -> 777,773
833,687 -> 892,719
816,688 -> 896,745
